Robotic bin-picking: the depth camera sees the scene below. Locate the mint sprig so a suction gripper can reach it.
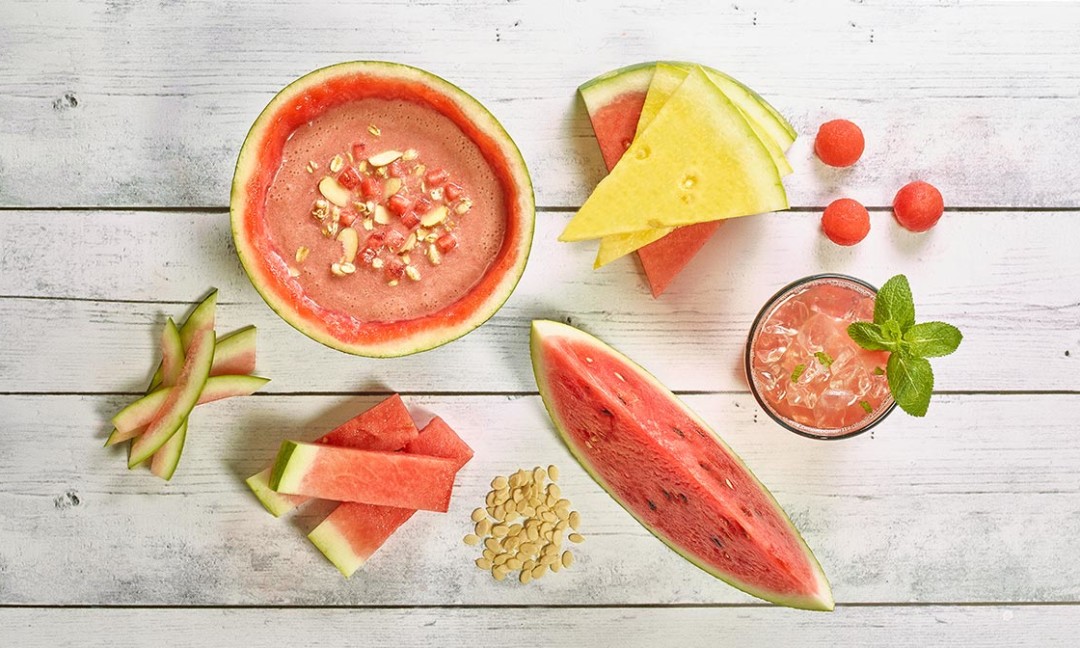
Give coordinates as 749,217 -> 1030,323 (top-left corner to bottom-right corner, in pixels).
846,275 -> 962,417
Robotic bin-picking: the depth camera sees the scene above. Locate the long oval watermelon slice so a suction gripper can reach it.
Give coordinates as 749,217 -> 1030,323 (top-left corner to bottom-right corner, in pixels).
530,320 -> 833,611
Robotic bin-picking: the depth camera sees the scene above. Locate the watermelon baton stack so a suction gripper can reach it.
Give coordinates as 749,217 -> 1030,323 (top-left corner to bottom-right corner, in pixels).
245,395 -> 473,577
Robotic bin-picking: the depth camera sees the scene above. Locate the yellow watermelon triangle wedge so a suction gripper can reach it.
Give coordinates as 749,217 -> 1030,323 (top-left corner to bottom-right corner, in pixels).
560,66 -> 788,242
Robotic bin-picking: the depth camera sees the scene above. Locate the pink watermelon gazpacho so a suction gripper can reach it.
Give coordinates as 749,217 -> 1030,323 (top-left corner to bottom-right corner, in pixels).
232,62 -> 534,357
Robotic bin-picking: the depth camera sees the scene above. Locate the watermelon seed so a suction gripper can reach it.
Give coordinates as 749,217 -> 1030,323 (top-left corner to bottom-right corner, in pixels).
329,155 -> 344,173
679,493 -> 689,504
568,533 -> 585,544
561,551 -> 574,568
711,536 -> 725,549
531,565 -> 546,580
547,465 -> 560,481
476,557 -> 493,570
647,500 -> 657,511
367,124 -> 381,137
725,478 -> 735,490
569,511 -> 582,531
673,427 -> 685,437
519,569 -> 532,585
463,534 -> 481,546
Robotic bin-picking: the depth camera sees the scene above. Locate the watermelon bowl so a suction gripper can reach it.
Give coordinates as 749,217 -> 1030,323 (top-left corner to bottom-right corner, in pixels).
746,274 -> 897,440
231,62 -> 535,357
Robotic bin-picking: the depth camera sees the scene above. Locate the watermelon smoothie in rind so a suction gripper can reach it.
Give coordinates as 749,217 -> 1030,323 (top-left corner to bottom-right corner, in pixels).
231,61 -> 535,357
531,320 -> 833,611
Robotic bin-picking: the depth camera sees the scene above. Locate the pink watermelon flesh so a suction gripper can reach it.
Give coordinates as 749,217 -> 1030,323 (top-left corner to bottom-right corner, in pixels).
270,442 -> 458,512
586,88 -> 723,297
245,394 -> 419,516
309,417 -> 473,576
531,321 -> 833,611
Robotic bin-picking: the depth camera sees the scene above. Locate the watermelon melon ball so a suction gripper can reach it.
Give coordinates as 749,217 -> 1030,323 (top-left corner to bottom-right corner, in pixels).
821,198 -> 871,246
893,181 -> 944,232
814,119 -> 864,167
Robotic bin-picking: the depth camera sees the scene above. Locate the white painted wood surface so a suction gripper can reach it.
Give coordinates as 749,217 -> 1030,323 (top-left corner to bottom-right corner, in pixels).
4,606 -> 1080,648
3,393 -> 1080,605
2,0 -> 1079,644
2,210 -> 1078,393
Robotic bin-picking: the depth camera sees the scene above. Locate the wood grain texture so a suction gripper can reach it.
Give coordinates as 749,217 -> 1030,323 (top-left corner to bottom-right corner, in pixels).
1,210 -> 1076,393
1,1 -> 1079,208
4,606 -> 1080,648
2,393 -> 1078,605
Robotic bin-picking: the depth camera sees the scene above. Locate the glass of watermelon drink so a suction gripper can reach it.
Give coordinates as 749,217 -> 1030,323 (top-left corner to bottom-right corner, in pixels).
746,274 -> 895,440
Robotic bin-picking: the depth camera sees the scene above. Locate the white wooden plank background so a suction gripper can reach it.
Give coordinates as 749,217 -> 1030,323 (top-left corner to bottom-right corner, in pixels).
2,0 -> 1079,644
4,606 -> 1079,648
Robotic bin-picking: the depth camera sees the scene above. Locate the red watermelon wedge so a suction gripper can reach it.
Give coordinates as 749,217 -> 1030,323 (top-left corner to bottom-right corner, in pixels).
245,395 -> 419,517
307,417 -> 474,577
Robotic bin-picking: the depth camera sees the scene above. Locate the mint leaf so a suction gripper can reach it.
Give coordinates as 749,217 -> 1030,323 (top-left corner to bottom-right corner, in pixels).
886,350 -> 934,417
791,364 -> 806,383
858,400 -> 872,414
882,319 -> 904,345
815,351 -> 833,368
904,322 -> 963,358
848,322 -> 893,351
874,275 -> 916,331
873,366 -> 885,376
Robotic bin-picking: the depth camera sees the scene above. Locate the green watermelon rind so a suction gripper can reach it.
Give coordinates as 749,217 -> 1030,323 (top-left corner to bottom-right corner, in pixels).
579,61 -> 797,150
307,519 -> 366,579
108,374 -> 272,444
530,320 -> 834,612
245,467 -> 303,518
268,440 -> 310,494
231,61 -> 535,358
146,317 -> 188,480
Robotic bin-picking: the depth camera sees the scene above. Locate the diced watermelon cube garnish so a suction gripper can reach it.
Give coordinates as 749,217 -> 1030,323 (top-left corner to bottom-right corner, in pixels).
385,229 -> 406,251
339,210 -> 357,227
361,247 -> 378,264
385,258 -> 406,279
387,160 -> 406,178
401,211 -> 421,229
425,168 -> 449,187
413,196 -> 434,214
351,142 -> 366,160
360,176 -> 380,199
388,193 -> 412,216
366,231 -> 386,248
337,166 -> 362,190
444,183 -> 464,201
436,233 -> 458,253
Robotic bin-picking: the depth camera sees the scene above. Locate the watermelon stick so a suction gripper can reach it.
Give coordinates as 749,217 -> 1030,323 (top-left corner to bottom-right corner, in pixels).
245,395 -> 417,517
308,417 -> 473,577
127,292 -> 217,467
268,442 -> 458,512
